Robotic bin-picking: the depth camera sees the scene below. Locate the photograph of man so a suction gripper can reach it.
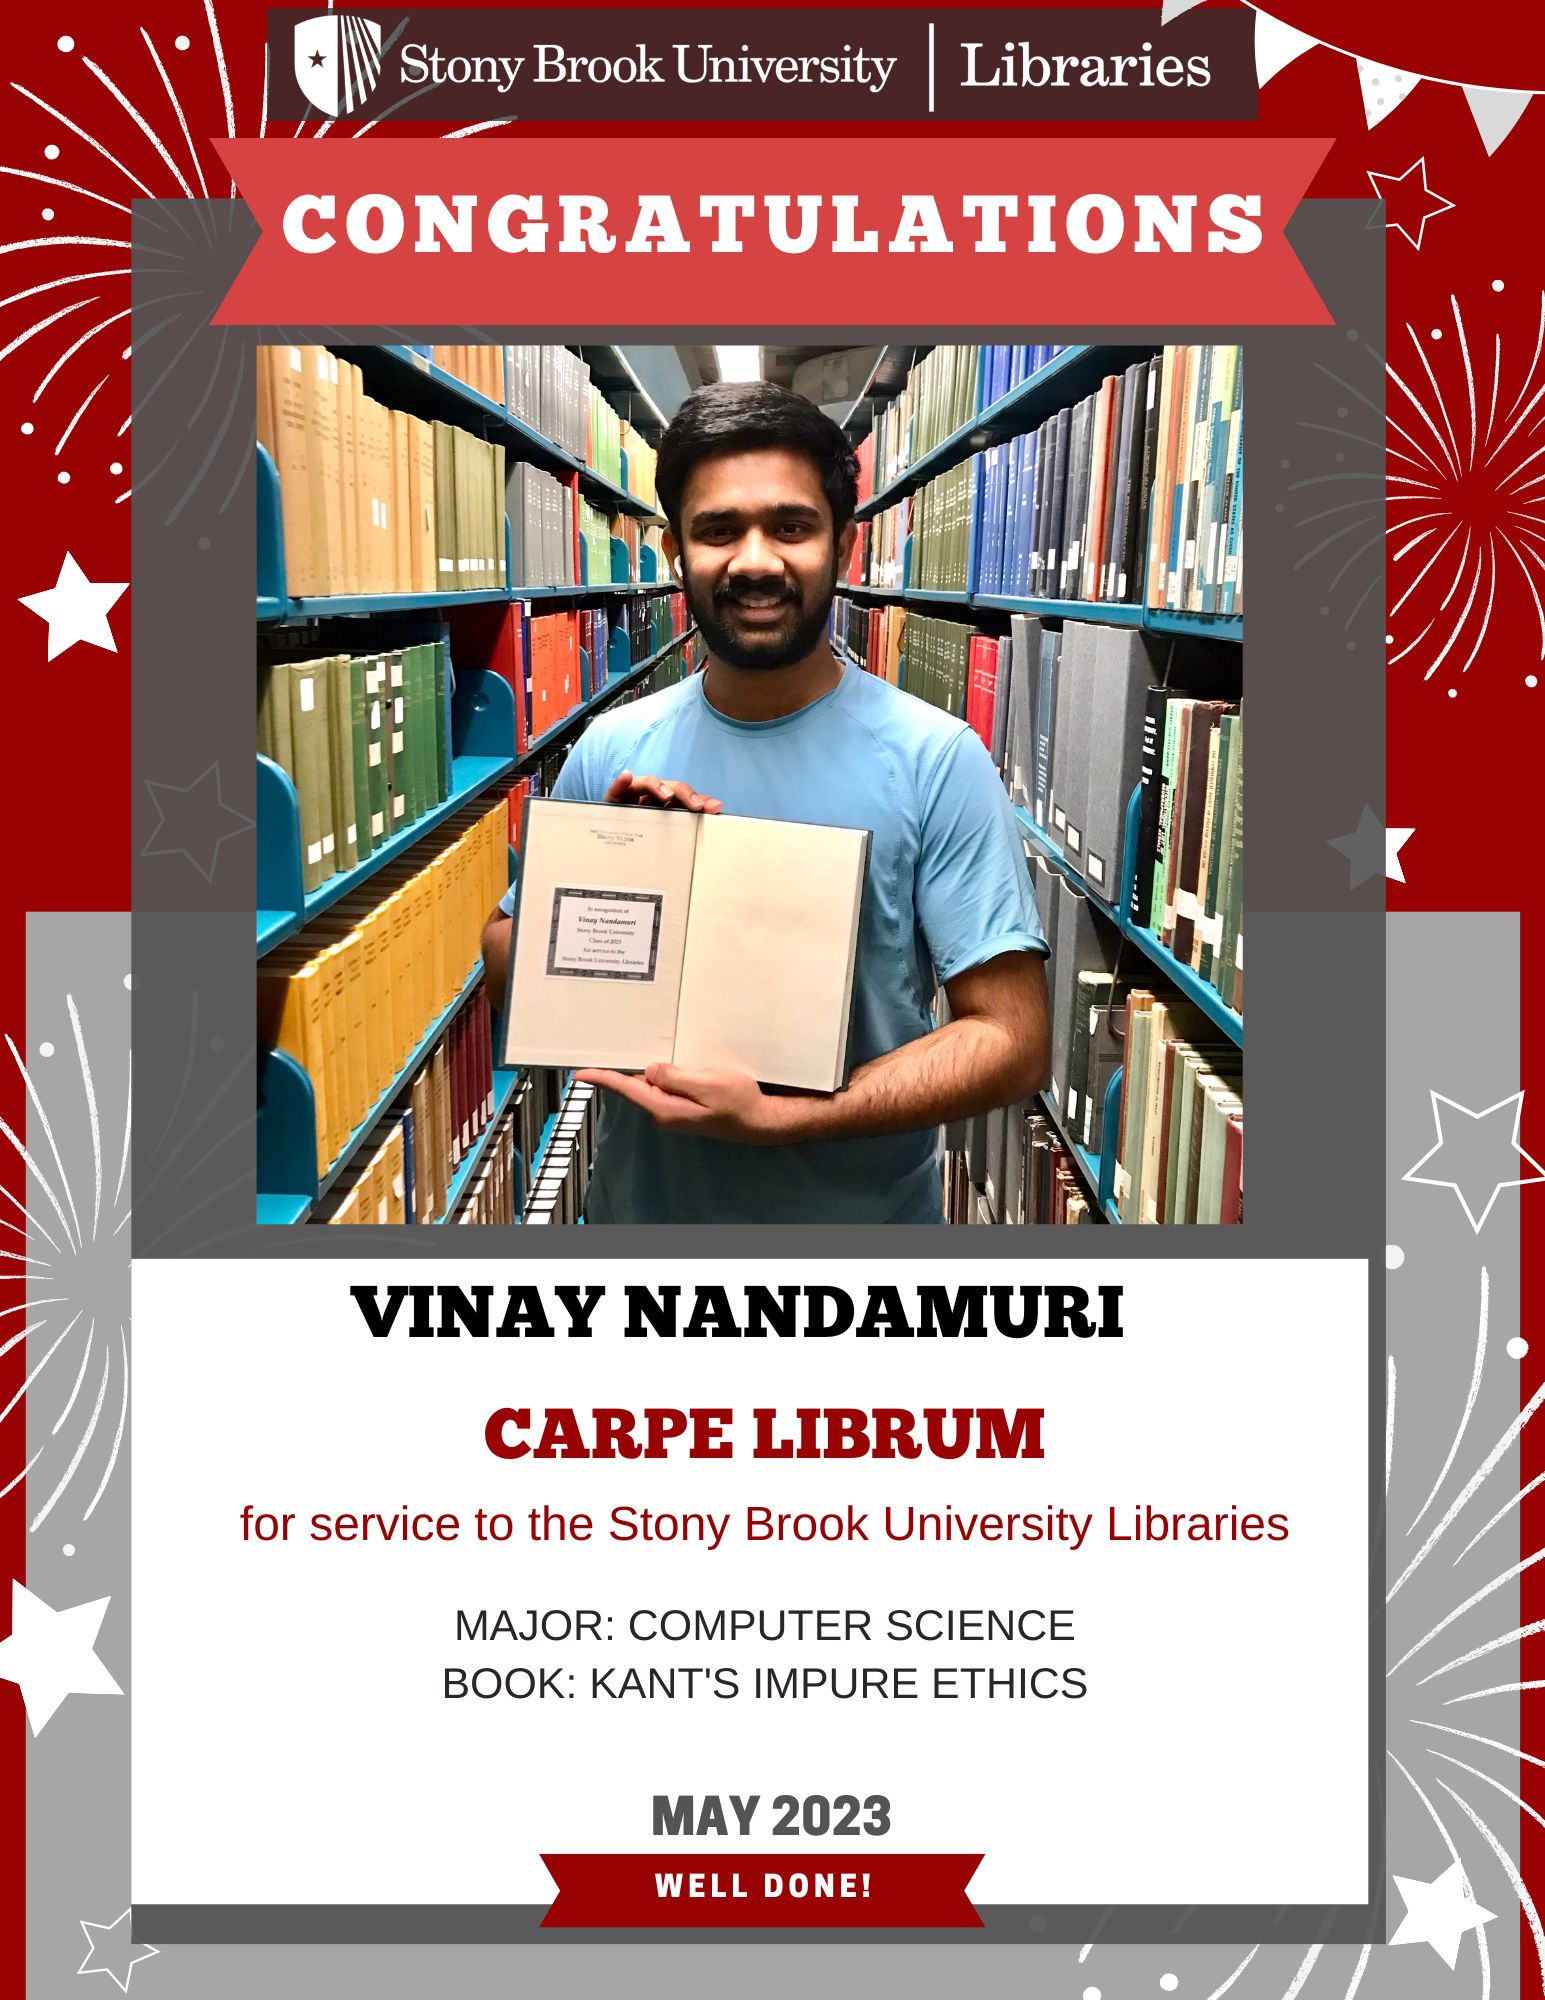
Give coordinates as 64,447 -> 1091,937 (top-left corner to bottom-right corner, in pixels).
483,380 -> 1050,1223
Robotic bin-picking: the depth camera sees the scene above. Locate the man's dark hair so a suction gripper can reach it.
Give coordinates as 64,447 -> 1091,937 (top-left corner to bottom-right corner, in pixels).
655,380 -> 860,539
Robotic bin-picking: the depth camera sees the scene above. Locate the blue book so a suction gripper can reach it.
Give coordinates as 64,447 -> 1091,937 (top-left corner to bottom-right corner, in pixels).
997,441 -> 1016,596
400,1108 -> 417,1222
1018,429 -> 1039,597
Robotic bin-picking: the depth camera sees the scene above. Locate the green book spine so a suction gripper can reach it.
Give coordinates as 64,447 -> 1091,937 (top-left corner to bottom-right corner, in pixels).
325,653 -> 358,875
288,659 -> 333,893
433,636 -> 449,801
411,642 -> 432,819
1149,699 -> 1184,932
364,655 -> 388,850
386,649 -> 408,830
432,420 -> 457,593
348,656 -> 374,863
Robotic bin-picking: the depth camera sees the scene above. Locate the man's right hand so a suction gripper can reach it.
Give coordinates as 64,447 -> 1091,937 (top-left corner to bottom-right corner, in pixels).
604,770 -> 722,812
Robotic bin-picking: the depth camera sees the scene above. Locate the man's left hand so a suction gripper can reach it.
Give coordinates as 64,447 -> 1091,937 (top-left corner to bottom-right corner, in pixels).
576,1064 -> 798,1145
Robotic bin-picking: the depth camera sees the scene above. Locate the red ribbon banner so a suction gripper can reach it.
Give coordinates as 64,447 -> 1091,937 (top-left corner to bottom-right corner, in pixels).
212,136 -> 1332,328
539,1852 -> 985,1928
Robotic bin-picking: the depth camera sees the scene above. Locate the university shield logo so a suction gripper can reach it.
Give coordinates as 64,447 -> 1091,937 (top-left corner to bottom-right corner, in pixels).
293,13 -> 383,118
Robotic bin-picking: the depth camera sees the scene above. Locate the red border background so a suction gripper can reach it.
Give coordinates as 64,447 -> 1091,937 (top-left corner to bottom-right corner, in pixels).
0,0 -> 1535,1984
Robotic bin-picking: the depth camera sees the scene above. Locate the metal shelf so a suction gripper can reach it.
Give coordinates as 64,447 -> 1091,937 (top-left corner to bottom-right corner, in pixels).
837,583 -> 1240,645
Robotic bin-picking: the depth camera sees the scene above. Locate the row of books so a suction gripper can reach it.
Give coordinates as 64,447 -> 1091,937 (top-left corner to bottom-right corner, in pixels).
849,345 -> 1244,617
1026,844 -> 1244,1225
256,799 -> 507,1178
860,345 -> 1073,498
498,344 -> 658,502
1114,991 -> 1242,1225
261,345 -> 512,598
258,643 -> 448,894
506,460 -> 668,589
524,1082 -> 598,1225
462,599 -> 693,760
423,344 -> 503,405
311,987 -> 495,1224
945,1117 -> 1095,1226
982,345 -> 1243,612
449,1109 -> 520,1225
838,601 -> 1245,1011
1004,617 -> 1244,1006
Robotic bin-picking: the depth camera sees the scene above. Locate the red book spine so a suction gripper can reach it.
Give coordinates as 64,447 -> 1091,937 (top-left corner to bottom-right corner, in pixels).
1222,1114 -> 1244,1224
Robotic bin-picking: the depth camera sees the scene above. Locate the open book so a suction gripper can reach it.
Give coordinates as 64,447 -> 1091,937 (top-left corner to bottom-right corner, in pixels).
500,800 -> 870,1091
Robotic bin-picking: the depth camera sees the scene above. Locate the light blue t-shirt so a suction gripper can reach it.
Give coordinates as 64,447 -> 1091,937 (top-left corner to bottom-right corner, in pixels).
500,664 -> 1047,1224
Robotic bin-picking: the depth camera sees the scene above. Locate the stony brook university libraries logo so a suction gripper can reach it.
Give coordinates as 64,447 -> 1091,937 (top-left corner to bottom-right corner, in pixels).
294,11 -> 384,117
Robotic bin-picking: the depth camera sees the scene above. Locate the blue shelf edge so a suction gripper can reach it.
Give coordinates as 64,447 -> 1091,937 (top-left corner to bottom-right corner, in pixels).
256,662 -> 517,957
1013,801 -> 1243,1048
259,586 -> 511,626
258,962 -> 487,1224
435,1066 -> 522,1223
837,583 -> 1240,642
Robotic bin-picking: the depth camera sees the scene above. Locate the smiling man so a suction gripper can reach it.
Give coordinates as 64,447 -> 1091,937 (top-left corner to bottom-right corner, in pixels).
482,379 -> 1049,1223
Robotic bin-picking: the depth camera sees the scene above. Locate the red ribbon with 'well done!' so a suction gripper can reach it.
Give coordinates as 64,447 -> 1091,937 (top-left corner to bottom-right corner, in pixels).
540,1852 -> 985,1927
212,137 -> 1332,328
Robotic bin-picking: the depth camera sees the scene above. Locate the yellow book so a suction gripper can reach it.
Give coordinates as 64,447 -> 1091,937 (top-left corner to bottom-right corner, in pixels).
266,345 -> 315,596
391,406 -> 413,591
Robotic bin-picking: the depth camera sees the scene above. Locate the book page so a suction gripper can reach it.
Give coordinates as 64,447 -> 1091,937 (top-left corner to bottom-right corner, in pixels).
502,801 -> 699,1071
672,815 -> 869,1092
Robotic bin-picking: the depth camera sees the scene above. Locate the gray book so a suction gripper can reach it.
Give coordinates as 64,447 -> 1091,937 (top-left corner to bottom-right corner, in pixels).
990,635 -> 1014,776
1049,874 -> 1121,1117
1083,1001 -> 1124,1156
1056,620 -> 1098,868
1003,1104 -> 1028,1225
966,1109 -> 990,1190
1048,626 -> 1077,844
1008,614 -> 1043,808
984,1103 -> 1008,1219
1031,853 -> 1060,971
1083,625 -> 1158,904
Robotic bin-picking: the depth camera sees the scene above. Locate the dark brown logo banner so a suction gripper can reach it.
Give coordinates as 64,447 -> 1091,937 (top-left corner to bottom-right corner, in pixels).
270,8 -> 1257,125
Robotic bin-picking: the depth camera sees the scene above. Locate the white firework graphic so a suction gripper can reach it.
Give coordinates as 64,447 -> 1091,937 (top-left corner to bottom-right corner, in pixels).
0,996 -> 130,1533
1065,1264 -> 1537,1999
0,7 -> 513,498
1384,290 -> 1545,690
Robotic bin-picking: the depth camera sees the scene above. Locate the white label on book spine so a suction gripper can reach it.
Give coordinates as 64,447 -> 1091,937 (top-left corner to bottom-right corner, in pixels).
392,796 -> 405,819
1174,890 -> 1202,922
321,834 -> 335,856
392,732 -> 404,755
1234,932 -> 1244,972
1113,1164 -> 1130,1201
377,1198 -> 388,1225
347,822 -> 357,847
1053,807 -> 1066,833
439,558 -> 453,573
368,743 -> 382,767
1198,912 -> 1224,948
1066,827 -> 1081,853
371,813 -> 384,836
306,841 -> 322,864
1117,570 -> 1128,597
393,696 -> 404,723
288,347 -> 302,370
298,678 -> 315,712
1087,853 -> 1105,885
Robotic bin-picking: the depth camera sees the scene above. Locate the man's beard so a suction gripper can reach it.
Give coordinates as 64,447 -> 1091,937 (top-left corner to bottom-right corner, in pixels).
683,552 -> 839,672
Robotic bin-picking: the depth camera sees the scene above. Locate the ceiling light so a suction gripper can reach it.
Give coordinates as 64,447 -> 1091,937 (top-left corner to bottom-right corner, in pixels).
715,345 -> 762,382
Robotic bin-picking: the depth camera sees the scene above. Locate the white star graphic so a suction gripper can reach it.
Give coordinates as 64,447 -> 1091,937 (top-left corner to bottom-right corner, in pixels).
1386,825 -> 1415,882
18,552 -> 128,662
1403,1090 -> 1545,1233
1390,1860 -> 1496,1968
1366,158 -> 1456,251
0,1579 -> 122,1735
78,1910 -> 160,1993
